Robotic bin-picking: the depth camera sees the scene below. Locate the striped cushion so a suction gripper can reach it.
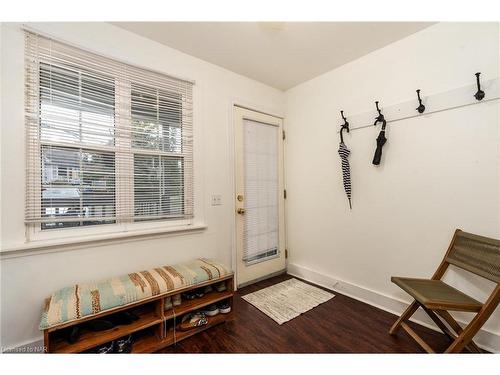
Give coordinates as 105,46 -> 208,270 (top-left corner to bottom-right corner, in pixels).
40,258 -> 231,330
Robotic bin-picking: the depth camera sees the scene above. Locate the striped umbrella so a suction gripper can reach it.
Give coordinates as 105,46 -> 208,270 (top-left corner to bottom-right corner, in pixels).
338,141 -> 352,209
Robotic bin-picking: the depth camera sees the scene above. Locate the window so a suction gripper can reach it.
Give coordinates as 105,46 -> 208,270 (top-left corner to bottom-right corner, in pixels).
25,32 -> 194,233
133,155 -> 184,221
40,146 -> 116,230
38,63 -> 116,229
131,84 -> 185,221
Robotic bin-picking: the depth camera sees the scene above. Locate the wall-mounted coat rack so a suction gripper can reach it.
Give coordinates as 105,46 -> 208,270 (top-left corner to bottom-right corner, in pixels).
336,76 -> 500,133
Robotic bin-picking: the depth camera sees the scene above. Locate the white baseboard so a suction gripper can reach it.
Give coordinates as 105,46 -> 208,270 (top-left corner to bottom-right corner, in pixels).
287,262 -> 500,353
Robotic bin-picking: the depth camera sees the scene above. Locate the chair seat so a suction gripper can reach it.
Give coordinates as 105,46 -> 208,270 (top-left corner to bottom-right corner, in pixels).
391,277 -> 483,312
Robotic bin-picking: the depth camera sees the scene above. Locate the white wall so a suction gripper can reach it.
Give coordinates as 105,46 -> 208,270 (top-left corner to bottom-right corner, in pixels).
285,22 -> 500,351
0,22 -> 284,349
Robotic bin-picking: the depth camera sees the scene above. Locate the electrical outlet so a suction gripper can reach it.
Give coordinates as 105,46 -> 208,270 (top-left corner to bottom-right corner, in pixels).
211,195 -> 222,206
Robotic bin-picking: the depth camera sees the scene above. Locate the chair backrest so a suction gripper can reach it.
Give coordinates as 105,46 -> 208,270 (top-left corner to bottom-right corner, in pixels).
446,230 -> 500,283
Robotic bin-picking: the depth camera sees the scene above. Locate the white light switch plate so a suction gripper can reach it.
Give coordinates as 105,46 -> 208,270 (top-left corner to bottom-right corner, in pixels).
211,195 -> 222,206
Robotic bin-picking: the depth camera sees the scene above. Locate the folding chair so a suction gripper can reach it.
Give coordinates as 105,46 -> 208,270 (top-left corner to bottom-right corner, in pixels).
389,229 -> 500,353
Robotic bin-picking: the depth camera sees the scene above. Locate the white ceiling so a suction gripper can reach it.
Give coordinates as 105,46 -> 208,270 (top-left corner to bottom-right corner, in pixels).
113,22 -> 434,91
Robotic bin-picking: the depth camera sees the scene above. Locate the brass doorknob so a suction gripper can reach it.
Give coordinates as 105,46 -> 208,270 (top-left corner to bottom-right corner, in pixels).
237,208 -> 246,215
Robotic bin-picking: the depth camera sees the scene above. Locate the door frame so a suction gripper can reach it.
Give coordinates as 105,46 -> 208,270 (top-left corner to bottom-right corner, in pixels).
229,103 -> 286,288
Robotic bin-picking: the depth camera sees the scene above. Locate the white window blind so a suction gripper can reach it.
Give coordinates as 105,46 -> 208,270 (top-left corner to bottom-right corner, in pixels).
24,31 -> 194,229
242,119 -> 279,263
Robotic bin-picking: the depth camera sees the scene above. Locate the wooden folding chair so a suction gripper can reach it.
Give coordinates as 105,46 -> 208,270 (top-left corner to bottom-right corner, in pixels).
389,229 -> 500,353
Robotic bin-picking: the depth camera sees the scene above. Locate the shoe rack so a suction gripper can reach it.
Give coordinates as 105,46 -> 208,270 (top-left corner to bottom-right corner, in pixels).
43,274 -> 234,353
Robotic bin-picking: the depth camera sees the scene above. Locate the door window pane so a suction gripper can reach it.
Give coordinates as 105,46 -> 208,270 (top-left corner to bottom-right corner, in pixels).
242,119 -> 279,264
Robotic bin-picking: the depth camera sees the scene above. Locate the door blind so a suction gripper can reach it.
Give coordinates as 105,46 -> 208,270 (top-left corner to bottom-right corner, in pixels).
242,119 -> 279,263
24,31 -> 194,228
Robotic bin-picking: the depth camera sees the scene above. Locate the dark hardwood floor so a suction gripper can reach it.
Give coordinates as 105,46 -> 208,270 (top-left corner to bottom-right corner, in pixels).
159,274 -> 456,353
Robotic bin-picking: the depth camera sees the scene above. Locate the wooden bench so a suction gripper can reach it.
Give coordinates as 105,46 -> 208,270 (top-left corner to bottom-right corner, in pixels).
41,258 -> 234,353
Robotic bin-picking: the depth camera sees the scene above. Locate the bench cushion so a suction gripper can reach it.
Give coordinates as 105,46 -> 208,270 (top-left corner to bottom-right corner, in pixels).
40,258 -> 231,330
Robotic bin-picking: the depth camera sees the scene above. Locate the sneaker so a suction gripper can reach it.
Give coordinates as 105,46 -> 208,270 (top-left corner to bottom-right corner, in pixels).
179,312 -> 208,331
194,288 -> 205,298
164,297 -> 173,310
215,282 -> 226,292
172,294 -> 182,306
63,326 -> 80,344
96,341 -> 115,354
203,285 -> 213,294
128,311 -> 140,321
201,304 -> 219,317
114,334 -> 133,354
87,319 -> 114,332
109,311 -> 137,326
218,302 -> 231,314
182,292 -> 196,300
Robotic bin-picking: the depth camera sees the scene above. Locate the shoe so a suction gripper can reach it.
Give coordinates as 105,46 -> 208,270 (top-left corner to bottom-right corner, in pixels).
69,326 -> 80,344
109,311 -> 136,326
95,341 -> 114,354
218,302 -> 231,314
203,285 -> 213,294
164,297 -> 173,310
182,292 -> 196,300
164,322 -> 171,336
201,304 -> 219,317
114,334 -> 133,353
179,312 -> 208,331
172,294 -> 182,306
194,289 -> 205,298
215,282 -> 226,292
128,311 -> 140,321
87,319 -> 114,331
63,326 -> 80,344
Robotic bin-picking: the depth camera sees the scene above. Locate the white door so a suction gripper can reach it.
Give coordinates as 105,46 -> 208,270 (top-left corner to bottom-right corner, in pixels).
234,106 -> 286,287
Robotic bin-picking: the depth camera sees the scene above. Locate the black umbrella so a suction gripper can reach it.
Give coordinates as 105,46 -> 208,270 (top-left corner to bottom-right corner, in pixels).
372,130 -> 387,165
372,101 -> 387,166
338,111 -> 352,209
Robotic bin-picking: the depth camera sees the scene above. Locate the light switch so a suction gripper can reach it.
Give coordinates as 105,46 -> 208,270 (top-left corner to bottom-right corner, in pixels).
211,195 -> 222,206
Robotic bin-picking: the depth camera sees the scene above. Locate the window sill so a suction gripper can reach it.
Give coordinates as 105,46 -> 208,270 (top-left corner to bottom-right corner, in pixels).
0,223 -> 207,259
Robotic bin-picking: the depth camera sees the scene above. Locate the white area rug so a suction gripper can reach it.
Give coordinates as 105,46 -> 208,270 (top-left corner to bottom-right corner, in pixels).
242,278 -> 335,325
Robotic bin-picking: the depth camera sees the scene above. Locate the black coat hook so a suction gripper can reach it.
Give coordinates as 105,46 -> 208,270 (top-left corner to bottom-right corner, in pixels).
474,72 -> 485,101
339,110 -> 349,143
373,101 -> 386,130
416,89 -> 425,113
